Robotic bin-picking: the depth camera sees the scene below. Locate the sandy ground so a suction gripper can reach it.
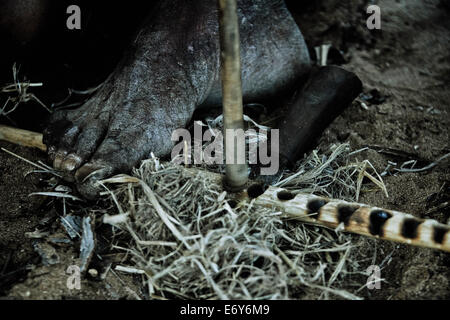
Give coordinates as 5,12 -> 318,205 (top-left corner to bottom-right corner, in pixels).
0,0 -> 449,299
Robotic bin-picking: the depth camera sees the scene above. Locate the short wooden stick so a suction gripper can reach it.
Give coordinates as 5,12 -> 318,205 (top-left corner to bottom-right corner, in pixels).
0,124 -> 46,151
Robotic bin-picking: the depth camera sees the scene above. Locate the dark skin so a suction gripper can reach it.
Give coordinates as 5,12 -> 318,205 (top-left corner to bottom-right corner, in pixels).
1,0 -> 361,199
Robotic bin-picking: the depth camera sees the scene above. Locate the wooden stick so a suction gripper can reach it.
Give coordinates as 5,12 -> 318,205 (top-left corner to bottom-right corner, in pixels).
1,125 -> 449,252
0,124 -> 46,151
218,0 -> 248,191
254,187 -> 450,252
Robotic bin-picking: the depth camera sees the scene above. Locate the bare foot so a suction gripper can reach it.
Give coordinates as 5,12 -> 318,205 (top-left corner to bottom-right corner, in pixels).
43,0 -> 310,199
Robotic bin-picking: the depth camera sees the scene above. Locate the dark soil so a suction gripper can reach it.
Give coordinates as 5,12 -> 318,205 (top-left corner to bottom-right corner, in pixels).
0,0 -> 449,299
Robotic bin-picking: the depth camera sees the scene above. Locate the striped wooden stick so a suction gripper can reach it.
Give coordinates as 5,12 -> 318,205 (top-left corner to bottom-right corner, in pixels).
254,186 -> 450,252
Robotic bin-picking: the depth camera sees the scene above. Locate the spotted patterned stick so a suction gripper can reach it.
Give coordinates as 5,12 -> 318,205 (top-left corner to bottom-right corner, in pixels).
253,186 -> 450,252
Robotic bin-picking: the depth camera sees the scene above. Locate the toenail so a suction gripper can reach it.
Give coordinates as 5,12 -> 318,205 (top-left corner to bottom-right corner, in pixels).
75,163 -> 108,184
53,151 -> 67,169
63,155 -> 81,172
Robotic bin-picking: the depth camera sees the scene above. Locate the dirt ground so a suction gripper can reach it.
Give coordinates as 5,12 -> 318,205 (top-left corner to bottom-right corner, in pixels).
0,0 -> 449,299
293,0 -> 450,299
